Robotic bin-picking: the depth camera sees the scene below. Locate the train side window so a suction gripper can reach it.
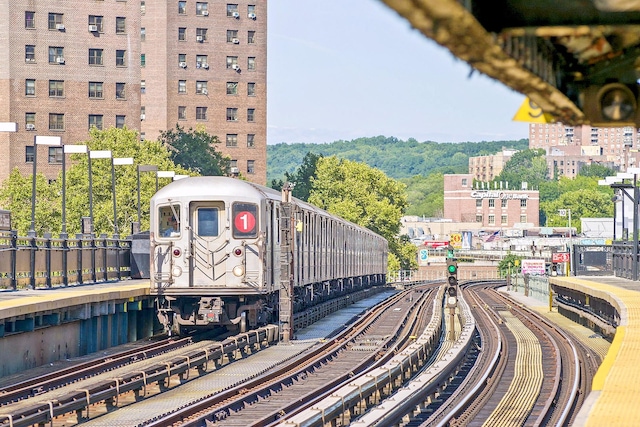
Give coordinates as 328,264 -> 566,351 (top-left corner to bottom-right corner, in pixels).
197,207 -> 219,236
232,202 -> 258,238
159,205 -> 180,238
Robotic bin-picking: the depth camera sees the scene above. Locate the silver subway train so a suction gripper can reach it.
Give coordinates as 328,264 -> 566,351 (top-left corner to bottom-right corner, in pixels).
149,176 -> 388,334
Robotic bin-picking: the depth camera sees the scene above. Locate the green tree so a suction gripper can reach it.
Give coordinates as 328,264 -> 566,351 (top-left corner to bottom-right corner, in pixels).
159,124 -> 230,176
579,164 -> 616,178
308,156 -> 416,271
0,127 -> 192,236
496,148 -> 548,188
540,188 -> 614,233
402,173 -> 444,217
498,253 -> 522,278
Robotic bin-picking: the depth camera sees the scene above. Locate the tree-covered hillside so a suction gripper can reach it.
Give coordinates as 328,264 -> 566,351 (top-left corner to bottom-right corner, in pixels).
267,136 -> 529,183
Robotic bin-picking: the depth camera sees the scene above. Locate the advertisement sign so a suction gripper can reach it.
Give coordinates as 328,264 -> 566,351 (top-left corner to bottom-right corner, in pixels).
450,233 -> 462,249
521,259 -> 547,276
461,231 -> 472,250
418,249 -> 429,266
552,252 -> 570,263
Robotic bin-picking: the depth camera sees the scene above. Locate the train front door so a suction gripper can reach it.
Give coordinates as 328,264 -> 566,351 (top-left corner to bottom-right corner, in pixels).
190,203 -> 226,287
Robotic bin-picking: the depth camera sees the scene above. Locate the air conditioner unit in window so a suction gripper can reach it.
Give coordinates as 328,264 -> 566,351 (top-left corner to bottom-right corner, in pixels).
140,114 -> 145,120
248,13 -> 256,19
179,62 -> 187,68
232,38 -> 239,44
56,24 -> 65,30
88,25 -> 98,32
56,57 -> 65,64
202,63 -> 209,69
202,89 -> 208,95
196,36 -> 203,42
202,10 -> 209,16
231,63 -> 240,70
232,11 -> 240,18
26,124 -> 36,131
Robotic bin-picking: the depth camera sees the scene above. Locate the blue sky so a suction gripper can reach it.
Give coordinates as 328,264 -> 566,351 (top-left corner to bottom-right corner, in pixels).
266,0 -> 530,145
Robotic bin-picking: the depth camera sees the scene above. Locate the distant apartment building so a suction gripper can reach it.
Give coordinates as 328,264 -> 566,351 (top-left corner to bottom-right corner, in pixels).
468,148 -> 517,182
529,123 -> 639,178
0,1 -> 267,185
444,174 -> 540,229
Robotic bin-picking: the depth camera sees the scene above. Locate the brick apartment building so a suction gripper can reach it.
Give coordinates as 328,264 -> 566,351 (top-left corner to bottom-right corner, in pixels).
0,0 -> 267,185
444,174 -> 540,229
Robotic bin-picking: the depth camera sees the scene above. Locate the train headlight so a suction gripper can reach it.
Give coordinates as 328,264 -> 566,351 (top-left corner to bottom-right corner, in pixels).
233,246 -> 244,257
172,266 -> 182,277
232,265 -> 244,277
599,83 -> 637,122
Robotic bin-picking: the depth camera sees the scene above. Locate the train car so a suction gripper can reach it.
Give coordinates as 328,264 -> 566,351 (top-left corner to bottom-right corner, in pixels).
149,176 -> 388,334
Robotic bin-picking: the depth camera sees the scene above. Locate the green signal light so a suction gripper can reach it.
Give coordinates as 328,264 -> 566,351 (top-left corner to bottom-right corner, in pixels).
448,264 -> 457,274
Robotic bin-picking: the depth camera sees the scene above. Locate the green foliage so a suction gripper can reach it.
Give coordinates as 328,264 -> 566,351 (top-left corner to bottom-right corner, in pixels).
498,253 -> 522,278
0,127 -> 192,236
579,163 -> 616,178
159,124 -> 230,176
540,188 -> 614,232
401,173 -> 444,217
282,152 -> 322,201
308,156 -> 415,269
495,148 -> 548,188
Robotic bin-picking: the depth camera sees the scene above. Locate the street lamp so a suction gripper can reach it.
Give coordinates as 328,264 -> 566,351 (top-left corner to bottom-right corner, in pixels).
136,165 -> 158,233
88,150 -> 112,235
111,157 -> 133,238
558,208 -> 572,276
29,135 -> 61,237
61,144 -> 88,238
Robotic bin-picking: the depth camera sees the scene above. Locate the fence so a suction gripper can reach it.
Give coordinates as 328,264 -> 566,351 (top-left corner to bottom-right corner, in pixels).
0,230 -> 131,290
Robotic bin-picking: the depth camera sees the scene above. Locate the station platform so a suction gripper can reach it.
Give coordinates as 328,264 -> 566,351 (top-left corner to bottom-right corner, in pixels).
546,276 -> 640,427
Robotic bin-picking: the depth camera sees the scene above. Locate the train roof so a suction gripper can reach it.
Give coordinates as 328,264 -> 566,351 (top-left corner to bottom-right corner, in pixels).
151,176 -> 382,237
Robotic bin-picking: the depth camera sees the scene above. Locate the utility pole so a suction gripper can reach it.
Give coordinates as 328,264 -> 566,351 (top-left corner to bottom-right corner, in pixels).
279,183 -> 295,343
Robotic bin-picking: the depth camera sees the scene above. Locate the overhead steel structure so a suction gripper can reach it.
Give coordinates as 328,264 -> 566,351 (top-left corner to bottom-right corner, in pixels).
380,0 -> 640,127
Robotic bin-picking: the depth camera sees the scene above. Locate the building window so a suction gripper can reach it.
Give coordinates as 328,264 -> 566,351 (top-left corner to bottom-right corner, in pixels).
196,28 -> 207,42
501,199 -> 507,208
227,82 -> 238,95
247,82 -> 256,96
49,47 -> 64,64
178,1 -> 186,14
196,107 -> 208,120
461,178 -> 467,186
226,108 -> 238,121
227,4 -> 239,16
141,106 -> 145,120
141,0 -> 146,13
48,13 -> 63,30
178,27 -> 186,41
49,113 -> 64,131
89,114 -> 103,130
248,4 -> 256,16
25,45 -> 36,62
178,106 -> 187,120
116,82 -> 126,99
49,80 -> 64,97
196,55 -> 208,68
226,134 -> 238,147
178,80 -> 186,93
226,56 -> 238,69
116,115 -> 125,128
247,108 -> 255,122
116,50 -> 126,66
247,134 -> 255,147
141,53 -> 146,67
520,199 -> 527,207
475,214 -> 483,223
89,82 -> 104,98
248,31 -> 255,44
501,214 -> 508,225
140,132 -> 146,141
26,146 -> 34,163
247,57 -> 256,70
227,30 -> 238,43
229,159 -> 238,171
25,113 -> 36,129
141,27 -> 146,41
89,49 -> 103,65
247,160 -> 255,174
89,15 -> 103,32
488,199 -> 495,208
49,147 -> 63,164
196,81 -> 208,94
179,53 -> 186,66
25,11 -> 35,29
520,214 -> 527,223
488,214 -> 495,225
196,2 -> 208,15
25,79 -> 35,96
116,17 -> 126,33
141,80 -> 146,94
476,199 -> 482,208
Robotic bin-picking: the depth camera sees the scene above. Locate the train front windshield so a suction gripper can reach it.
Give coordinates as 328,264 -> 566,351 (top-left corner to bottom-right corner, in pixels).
159,205 -> 181,238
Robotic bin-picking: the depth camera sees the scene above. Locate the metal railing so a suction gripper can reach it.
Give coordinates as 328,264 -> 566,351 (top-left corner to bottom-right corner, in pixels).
0,230 -> 131,290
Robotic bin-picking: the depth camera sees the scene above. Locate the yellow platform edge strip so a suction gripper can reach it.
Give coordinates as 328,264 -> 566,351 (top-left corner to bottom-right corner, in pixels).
591,325 -> 625,391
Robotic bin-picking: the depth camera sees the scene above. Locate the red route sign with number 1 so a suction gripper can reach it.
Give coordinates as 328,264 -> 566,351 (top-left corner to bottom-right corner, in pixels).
234,211 -> 256,233
552,252 -> 570,263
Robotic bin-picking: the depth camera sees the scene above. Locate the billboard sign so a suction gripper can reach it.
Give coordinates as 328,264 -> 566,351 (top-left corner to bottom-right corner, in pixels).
521,259 -> 546,276
552,252 -> 570,263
